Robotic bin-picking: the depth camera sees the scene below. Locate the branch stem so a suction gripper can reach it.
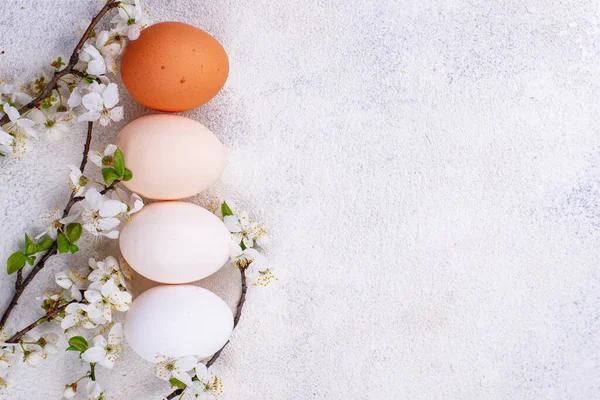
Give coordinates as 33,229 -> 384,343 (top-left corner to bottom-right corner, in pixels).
0,1 -> 121,126
0,120 -> 94,331
4,300 -> 74,343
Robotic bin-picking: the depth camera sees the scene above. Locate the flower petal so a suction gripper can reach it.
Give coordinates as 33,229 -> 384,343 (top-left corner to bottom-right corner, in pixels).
104,144 -> 117,157
109,106 -> 124,122
175,355 -> 198,372
86,381 -> 102,398
60,314 -> 78,330
81,92 -> 104,112
109,323 -> 124,344
67,88 -> 82,108
102,83 -> 119,108
82,346 -> 106,363
98,217 -> 120,231
172,369 -> 193,387
224,216 -> 242,233
99,199 -> 126,217
4,104 -> 20,122
87,59 -> 106,76
84,188 -> 103,211
84,289 -> 102,304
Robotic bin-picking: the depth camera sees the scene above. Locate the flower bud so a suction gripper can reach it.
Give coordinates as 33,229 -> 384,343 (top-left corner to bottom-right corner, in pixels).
42,333 -> 59,345
44,344 -> 57,355
25,350 -> 43,366
63,384 -> 77,399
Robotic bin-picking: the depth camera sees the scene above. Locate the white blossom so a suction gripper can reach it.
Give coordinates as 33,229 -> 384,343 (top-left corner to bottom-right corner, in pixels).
3,103 -> 37,139
124,192 -> 144,220
154,355 -> 197,387
96,30 -> 124,74
55,267 -> 88,302
183,364 -> 220,398
63,385 -> 77,399
23,349 -> 43,366
39,333 -> 59,355
0,83 -> 33,105
0,348 -> 17,370
61,302 -> 104,330
224,211 -> 264,249
35,212 -> 78,241
89,256 -> 127,288
112,0 -> 145,40
84,278 -> 132,322
89,144 -> 117,167
80,188 -> 127,238
86,380 -> 102,398
78,83 -> 123,126
80,44 -> 107,76
229,241 -> 268,277
0,128 -> 14,155
68,165 -> 87,197
81,323 -> 123,369
39,113 -> 70,141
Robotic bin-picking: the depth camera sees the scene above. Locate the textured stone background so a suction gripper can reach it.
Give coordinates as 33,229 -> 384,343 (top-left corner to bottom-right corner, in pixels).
1,0 -> 600,399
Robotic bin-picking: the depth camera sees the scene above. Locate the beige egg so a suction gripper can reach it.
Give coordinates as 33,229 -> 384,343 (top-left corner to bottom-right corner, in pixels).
119,201 -> 231,284
115,114 -> 226,200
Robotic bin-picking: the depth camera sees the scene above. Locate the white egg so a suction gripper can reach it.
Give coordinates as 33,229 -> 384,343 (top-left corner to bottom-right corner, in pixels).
119,201 -> 230,284
124,285 -> 233,362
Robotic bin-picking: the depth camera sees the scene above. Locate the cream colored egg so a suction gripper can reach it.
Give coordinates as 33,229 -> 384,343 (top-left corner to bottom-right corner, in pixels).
115,114 -> 226,200
124,285 -> 233,362
119,201 -> 230,284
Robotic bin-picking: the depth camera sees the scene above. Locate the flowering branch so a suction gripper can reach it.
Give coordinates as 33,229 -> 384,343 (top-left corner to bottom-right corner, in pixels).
5,300 -> 75,344
0,1 -> 121,126
0,122 -> 93,331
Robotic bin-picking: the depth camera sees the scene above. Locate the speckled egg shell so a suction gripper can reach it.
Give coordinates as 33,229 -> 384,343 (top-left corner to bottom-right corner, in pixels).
120,21 -> 229,112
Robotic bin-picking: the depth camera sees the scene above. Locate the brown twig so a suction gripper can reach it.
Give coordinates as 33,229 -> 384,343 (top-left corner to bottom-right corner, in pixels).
0,0 -> 121,126
165,268 -> 248,400
0,122 -> 94,331
4,300 -> 74,344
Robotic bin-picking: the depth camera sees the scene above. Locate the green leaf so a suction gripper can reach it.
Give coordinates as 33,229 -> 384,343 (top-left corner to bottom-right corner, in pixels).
122,168 -> 133,182
66,223 -> 82,243
37,237 -> 54,252
26,256 -> 35,266
7,251 -> 27,274
169,378 -> 187,389
56,234 -> 71,254
67,336 -> 88,352
24,234 -> 54,255
24,233 -> 35,255
221,201 -> 234,217
102,168 -> 120,183
113,149 -> 125,176
69,244 -> 79,254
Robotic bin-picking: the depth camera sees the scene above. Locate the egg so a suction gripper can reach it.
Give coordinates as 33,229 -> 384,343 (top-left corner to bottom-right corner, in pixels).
120,22 -> 229,111
119,201 -> 230,284
115,114 -> 226,200
124,285 -> 233,362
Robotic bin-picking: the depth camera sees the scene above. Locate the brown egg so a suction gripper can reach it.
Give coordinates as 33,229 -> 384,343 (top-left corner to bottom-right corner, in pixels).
120,22 -> 229,112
